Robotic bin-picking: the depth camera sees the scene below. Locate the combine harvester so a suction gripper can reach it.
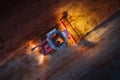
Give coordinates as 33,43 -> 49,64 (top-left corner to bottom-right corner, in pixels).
31,17 -> 79,55
31,24 -> 77,55
32,12 -> 84,55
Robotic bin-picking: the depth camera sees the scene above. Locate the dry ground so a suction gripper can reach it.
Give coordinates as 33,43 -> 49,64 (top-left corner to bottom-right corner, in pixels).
0,9 -> 120,80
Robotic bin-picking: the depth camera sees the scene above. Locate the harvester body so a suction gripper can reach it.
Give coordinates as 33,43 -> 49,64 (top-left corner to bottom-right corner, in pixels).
36,28 -> 69,55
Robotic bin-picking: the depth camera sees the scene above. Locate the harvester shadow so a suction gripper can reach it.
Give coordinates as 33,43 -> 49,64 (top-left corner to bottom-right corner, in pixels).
77,39 -> 96,48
